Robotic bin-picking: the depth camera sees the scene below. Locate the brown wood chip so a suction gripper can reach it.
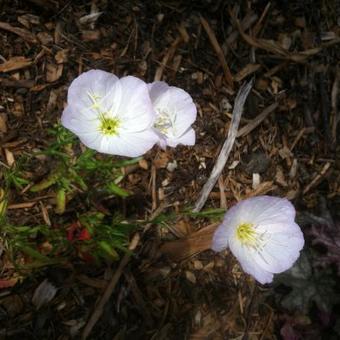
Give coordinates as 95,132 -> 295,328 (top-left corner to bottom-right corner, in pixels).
0,21 -> 37,43
0,57 -> 33,73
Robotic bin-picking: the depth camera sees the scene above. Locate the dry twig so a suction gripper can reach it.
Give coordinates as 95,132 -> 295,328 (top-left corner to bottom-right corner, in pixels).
331,68 -> 340,145
200,16 -> 234,89
237,102 -> 278,137
0,56 -> 33,73
303,162 -> 331,195
193,79 -> 253,212
236,19 -> 340,62
0,21 -> 37,44
154,36 -> 182,81
81,233 -> 140,339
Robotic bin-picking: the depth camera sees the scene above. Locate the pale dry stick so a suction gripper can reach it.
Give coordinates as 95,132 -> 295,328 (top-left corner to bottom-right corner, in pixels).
303,162 -> 331,195
193,79 -> 253,212
0,56 -> 33,73
81,233 -> 140,340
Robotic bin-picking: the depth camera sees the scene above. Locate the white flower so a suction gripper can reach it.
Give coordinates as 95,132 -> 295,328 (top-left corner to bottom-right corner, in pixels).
148,81 -> 197,148
61,70 -> 158,157
212,196 -> 304,284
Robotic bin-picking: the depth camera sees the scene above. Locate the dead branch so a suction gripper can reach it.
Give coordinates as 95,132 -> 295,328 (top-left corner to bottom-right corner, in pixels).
193,79 -> 253,212
200,16 -> 234,89
81,234 -> 140,340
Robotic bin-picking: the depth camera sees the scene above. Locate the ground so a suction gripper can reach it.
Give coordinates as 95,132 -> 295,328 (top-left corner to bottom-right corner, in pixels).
0,0 -> 340,339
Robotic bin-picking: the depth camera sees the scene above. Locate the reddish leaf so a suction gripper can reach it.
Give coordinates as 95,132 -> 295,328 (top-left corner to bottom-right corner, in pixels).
0,278 -> 18,289
78,228 -> 91,241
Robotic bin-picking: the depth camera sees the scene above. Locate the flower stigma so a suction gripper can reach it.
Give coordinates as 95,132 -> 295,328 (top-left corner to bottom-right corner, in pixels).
87,91 -> 102,110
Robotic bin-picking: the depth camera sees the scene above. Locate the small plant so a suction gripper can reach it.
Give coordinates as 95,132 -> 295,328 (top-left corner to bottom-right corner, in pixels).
29,124 -> 138,214
2,160 -> 30,191
0,124 -> 142,273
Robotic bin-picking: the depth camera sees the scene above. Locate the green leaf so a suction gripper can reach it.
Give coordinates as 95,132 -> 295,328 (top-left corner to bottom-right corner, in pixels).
185,208 -> 226,218
0,188 -> 8,218
30,170 -> 62,192
106,182 -> 130,197
112,157 -> 142,168
98,241 -> 119,260
55,188 -> 66,214
19,245 -> 51,262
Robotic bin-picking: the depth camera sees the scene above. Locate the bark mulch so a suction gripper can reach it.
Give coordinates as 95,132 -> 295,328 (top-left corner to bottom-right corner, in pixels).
0,0 -> 339,339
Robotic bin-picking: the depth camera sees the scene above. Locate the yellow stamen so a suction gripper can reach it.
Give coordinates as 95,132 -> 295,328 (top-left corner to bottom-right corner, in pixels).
86,92 -> 120,136
236,223 -> 257,245
154,110 -> 173,134
99,116 -> 120,136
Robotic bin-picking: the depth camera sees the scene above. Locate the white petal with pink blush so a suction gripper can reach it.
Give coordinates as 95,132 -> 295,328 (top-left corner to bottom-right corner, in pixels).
211,196 -> 305,284
61,70 -> 158,157
148,81 -> 197,148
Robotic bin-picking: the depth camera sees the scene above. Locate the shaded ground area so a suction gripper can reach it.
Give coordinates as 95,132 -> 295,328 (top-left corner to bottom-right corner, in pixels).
0,0 -> 340,339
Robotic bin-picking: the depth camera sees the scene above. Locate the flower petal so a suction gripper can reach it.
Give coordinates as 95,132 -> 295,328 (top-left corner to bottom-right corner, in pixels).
166,128 -> 196,147
148,81 -> 169,104
78,131 -> 103,151
211,204 -> 243,252
229,196 -> 296,226
117,76 -> 155,132
211,224 -> 230,252
154,129 -> 167,149
211,196 -> 305,284
117,129 -> 159,157
80,129 -> 158,157
229,237 -> 274,284
256,227 -> 304,273
149,81 -> 197,143
166,87 -> 197,136
61,105 -> 100,135
68,69 -> 119,113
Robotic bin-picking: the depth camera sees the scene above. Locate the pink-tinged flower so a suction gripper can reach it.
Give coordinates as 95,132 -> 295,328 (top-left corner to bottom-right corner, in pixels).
212,196 -> 304,284
148,81 -> 196,148
61,70 -> 158,157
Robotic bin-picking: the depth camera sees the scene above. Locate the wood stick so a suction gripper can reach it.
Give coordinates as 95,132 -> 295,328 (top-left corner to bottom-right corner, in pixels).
0,21 -> 37,44
237,102 -> 278,137
81,234 -> 140,339
331,68 -> 340,145
253,2 -> 271,37
303,162 -> 331,194
193,79 -> 253,212
200,16 -> 234,89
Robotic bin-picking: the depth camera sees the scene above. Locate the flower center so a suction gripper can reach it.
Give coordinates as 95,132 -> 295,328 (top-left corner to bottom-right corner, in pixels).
236,223 -> 257,245
154,110 -> 173,134
99,116 -> 120,136
86,92 -> 120,136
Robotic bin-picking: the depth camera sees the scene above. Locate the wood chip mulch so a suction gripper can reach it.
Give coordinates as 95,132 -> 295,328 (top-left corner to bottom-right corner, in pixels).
0,0 -> 339,339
